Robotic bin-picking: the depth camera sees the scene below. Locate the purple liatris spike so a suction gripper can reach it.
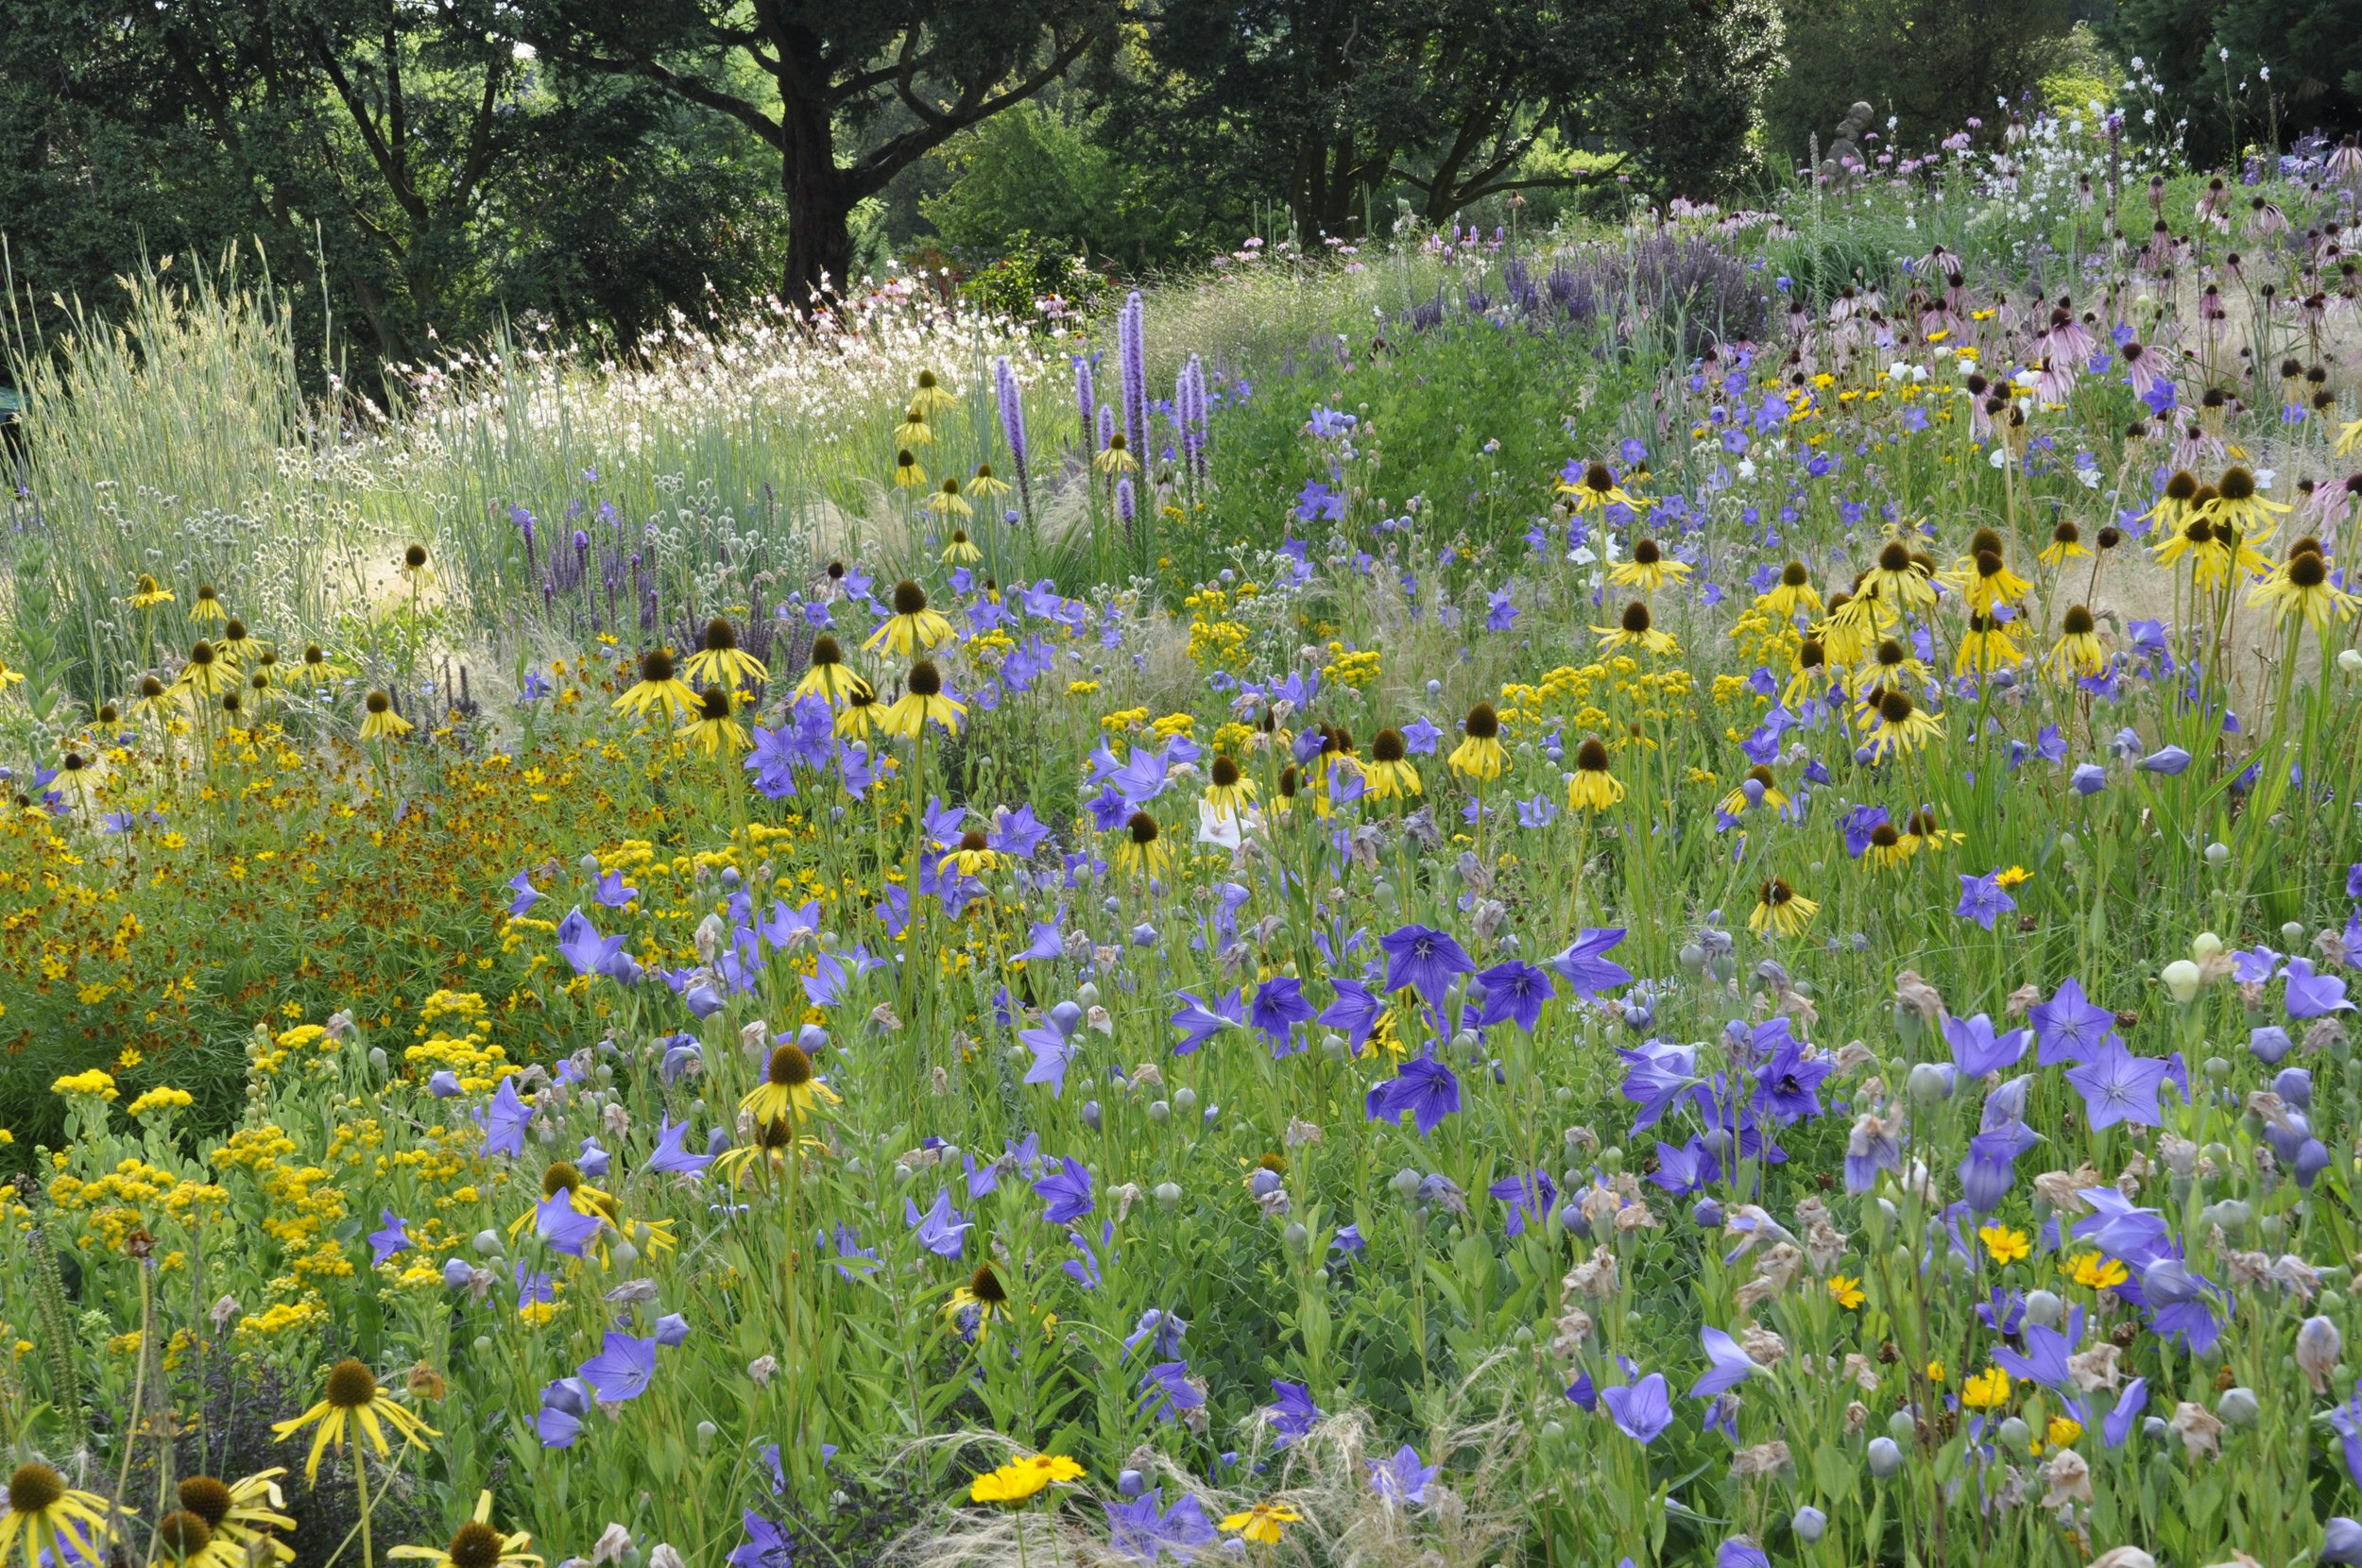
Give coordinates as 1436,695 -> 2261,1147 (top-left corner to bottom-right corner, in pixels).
1119,291 -> 1148,465
1073,357 -> 1096,442
995,355 -> 1028,469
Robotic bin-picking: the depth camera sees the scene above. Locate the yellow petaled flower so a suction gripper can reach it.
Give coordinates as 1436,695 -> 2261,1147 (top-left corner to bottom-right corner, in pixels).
1864,690 -> 1943,760
2045,606 -> 2109,681
1748,878 -> 1818,938
1781,641 -> 1831,708
865,582 -> 956,659
894,449 -> 929,488
1203,756 -> 1263,816
1978,1224 -> 2031,1266
2340,416 -> 2362,454
1816,593 -> 1881,668
938,831 -> 998,878
0,1462 -> 123,1567
129,574 -> 177,608
2151,513 -> 2214,572
1566,738 -> 1624,812
967,464 -> 1010,500
1446,705 -> 1507,781
1559,461 -> 1652,514
2250,549 -> 2360,636
925,479 -> 973,521
1094,435 -> 1138,475
1961,1366 -> 2011,1411
177,640 -> 238,699
2038,522 -> 2092,569
895,407 -> 934,448
1926,1361 -> 1945,1384
795,636 -> 871,709
968,1454 -> 1084,1506
612,650 -> 699,722
1606,539 -> 1691,592
880,661 -> 966,738
1965,551 -> 2031,614
910,369 -> 957,415
1827,1274 -> 1866,1309
2067,1253 -> 2130,1290
1112,810 -> 1173,878
741,1044 -> 841,1126
946,1263 -> 1014,1334
1864,823 -> 1915,872
941,528 -> 983,564
360,691 -> 413,742
387,1490 -> 540,1568
2045,1416 -> 2084,1450
1994,865 -> 2032,889
1757,561 -> 1823,620
52,1068 -> 119,1100
1220,1503 -> 1303,1546
2202,465 -> 2287,545
1594,601 -> 1679,656
270,1358 -> 439,1482
1955,615 -> 2024,677
1718,764 -> 1787,817
678,687 -> 751,758
833,688 -> 883,741
168,1470 -> 297,1567
1861,539 -> 1938,611
681,618 -> 767,690
127,1086 -> 195,1118
191,585 -> 228,624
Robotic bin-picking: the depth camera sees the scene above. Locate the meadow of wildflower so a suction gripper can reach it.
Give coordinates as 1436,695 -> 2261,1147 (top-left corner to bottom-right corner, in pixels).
9,103 -> 2362,1568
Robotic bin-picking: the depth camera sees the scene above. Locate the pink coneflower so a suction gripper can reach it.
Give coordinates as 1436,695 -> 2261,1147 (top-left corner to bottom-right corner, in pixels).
2118,340 -> 2164,398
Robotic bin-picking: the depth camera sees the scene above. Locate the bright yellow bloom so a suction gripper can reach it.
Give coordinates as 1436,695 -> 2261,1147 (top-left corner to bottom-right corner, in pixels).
925,479 -> 974,521
387,1490 -> 540,1568
1961,1365 -> 2011,1411
1955,615 -> 2024,677
52,1069 -> 118,1100
1094,435 -> 1138,475
190,585 -> 228,624
864,583 -> 956,659
2045,1416 -> 2084,1450
941,528 -> 983,564
1203,756 -> 1263,816
1594,602 -> 1679,656
171,1469 -> 297,1568
270,1359 -> 439,1482
910,369 -> 957,415
2045,606 -> 2108,681
1220,1503 -> 1303,1546
795,636 -> 871,709
176,641 -> 238,699
360,691 -> 414,741
1863,690 -> 1943,760
968,1454 -> 1083,1505
1446,705 -> 1508,781
894,449 -> 929,488
677,687 -> 750,758
1606,540 -> 1691,592
2202,466 -> 2288,545
1756,562 -> 1822,620
895,407 -> 933,449
1567,739 -> 1623,811
741,1044 -> 841,1126
1977,1224 -> 2031,1266
1860,540 -> 1937,611
129,574 -> 177,608
1558,461 -> 1652,514
613,651 -> 699,722
2250,550 -> 2360,636
1827,1274 -> 1866,1309
938,832 -> 998,878
1112,811 -> 1173,878
1748,878 -> 1818,938
0,1463 -> 123,1568
879,663 -> 966,738
681,619 -> 767,690
2067,1253 -> 2130,1289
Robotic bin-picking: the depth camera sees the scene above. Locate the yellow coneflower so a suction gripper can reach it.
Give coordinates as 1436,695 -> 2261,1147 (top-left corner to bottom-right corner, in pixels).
2193,520 -> 2270,590
399,543 -> 433,586
895,406 -> 933,448
386,1490 -> 540,1568
270,1358 -> 439,1482
214,618 -> 261,667
967,464 -> 1011,500
681,618 -> 767,690
1112,810 -> 1172,878
1966,550 -> 2031,615
1864,689 -> 1943,760
1865,822 -> 1916,872
1748,877 -> 1819,938
176,640 -> 237,700
1594,600 -> 1679,656
2152,512 -> 2215,574
1815,591 -> 1879,667
612,650 -> 698,722
190,584 -> 227,624
2038,520 -> 2092,569
796,635 -> 871,708
1757,560 -> 1822,620
1566,737 -> 1624,811
946,1263 -> 1014,1334
2204,465 -> 2288,545
834,686 -> 882,740
128,573 -> 176,608
2141,469 -> 2201,537
1719,763 -> 1787,816
1607,538 -> 1690,592
293,644 -> 337,687
712,1116 -> 799,1186
1446,703 -> 1508,780
129,673 -> 175,724
1854,636 -> 1933,698
0,1462 -> 122,1567
925,478 -> 973,521
893,450 -> 929,489
168,1470 -> 296,1568
1359,731 -> 1420,802
741,1043 -> 840,1126
1901,808 -> 1965,854
2045,605 -> 2109,680
939,829 -> 998,879
864,581 -> 955,659
941,528 -> 983,565
880,660 -> 965,738
1559,461 -> 1652,514
1273,765 -> 1300,818
677,686 -> 750,758
1861,539 -> 1937,611
359,690 -> 413,741
1094,434 -> 1138,476
2251,547 -> 2360,635
1204,754 -> 1263,816
1781,639 -> 1832,708
1954,613 -> 2024,677
910,368 -> 956,415
2339,415 -> 2362,454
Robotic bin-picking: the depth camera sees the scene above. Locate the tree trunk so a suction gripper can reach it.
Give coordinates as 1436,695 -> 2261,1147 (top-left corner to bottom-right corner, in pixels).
780,87 -> 854,310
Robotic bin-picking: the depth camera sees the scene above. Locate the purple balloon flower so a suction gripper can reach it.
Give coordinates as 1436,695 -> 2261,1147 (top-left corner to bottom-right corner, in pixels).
1364,1050 -> 1463,1134
1603,1372 -> 1673,1444
1378,924 -> 1474,1009
578,1330 -> 657,1404
2064,1034 -> 2173,1130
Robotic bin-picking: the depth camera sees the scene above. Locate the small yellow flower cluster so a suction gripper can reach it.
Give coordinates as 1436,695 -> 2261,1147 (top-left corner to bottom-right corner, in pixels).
1320,642 -> 1381,690
233,1299 -> 333,1340
250,1023 -> 334,1077
127,1085 -> 195,1117
51,1068 -> 120,1100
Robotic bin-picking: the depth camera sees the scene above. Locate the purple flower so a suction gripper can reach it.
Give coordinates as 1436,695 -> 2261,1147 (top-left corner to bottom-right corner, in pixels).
1650,1136 -> 1721,1196
654,1313 -> 692,1348
1687,1327 -> 1754,1401
1751,1037 -> 1831,1123
1105,1491 -> 1218,1562
2064,1035 -> 2173,1131
368,1210 -> 412,1266
1020,1023 -> 1074,1097
1169,989 -> 1243,1054
2104,1377 -> 2148,1448
1603,1372 -> 1673,1444
1263,1381 -> 1321,1446
2030,977 -> 2114,1065
506,871 -> 541,916
1137,1360 -> 1206,1423
1944,1013 -> 2029,1077
905,1189 -> 971,1258
1317,979 -> 1384,1052
1248,977 -> 1317,1053
1958,1130 -> 2023,1213
1367,1445 -> 1438,1506
1487,1170 -> 1557,1236
1717,1539 -> 1771,1568
2137,744 -> 2192,775
535,1191 -> 606,1257
1365,1050 -> 1463,1134
1954,871 -> 2016,930
1474,961 -> 1554,1033
535,1376 -> 592,1447
1379,924 -> 1474,1009
647,1115 -> 714,1177
1548,928 -> 1632,993
728,1510 -> 795,1568
1033,1156 -> 1095,1225
556,907 -> 627,978
2285,957 -> 2353,1018
578,1331 -> 657,1404
478,1076 -> 535,1157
